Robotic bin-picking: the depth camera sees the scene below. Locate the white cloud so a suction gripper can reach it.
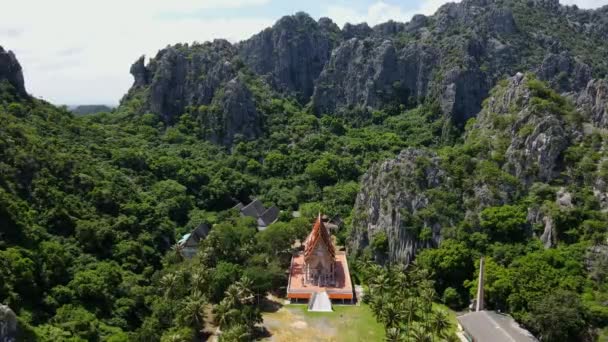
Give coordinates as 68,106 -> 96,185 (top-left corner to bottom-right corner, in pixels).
561,0 -> 608,7
324,0 -> 460,27
324,0 -> 606,29
0,0 -> 273,105
1,0 -> 606,105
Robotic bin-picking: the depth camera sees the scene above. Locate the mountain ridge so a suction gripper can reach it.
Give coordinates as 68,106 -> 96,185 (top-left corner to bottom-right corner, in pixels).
120,0 -> 608,146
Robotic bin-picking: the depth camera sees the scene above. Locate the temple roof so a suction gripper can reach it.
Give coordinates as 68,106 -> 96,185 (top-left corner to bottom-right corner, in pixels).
304,214 -> 335,259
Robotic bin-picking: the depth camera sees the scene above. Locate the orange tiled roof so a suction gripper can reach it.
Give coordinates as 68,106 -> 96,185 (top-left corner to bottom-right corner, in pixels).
304,214 -> 335,259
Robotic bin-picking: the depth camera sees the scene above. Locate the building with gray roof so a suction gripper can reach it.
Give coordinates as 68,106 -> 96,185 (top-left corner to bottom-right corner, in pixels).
457,310 -> 537,342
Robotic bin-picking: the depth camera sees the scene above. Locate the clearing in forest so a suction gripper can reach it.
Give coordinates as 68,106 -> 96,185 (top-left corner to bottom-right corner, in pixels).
261,303 -> 385,342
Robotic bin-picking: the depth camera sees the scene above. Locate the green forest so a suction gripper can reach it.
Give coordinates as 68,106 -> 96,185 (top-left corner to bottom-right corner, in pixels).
2,0 -> 608,341
1,69 -> 607,341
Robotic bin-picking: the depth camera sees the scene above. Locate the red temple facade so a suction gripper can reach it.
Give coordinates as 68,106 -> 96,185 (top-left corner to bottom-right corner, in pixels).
287,214 -> 354,301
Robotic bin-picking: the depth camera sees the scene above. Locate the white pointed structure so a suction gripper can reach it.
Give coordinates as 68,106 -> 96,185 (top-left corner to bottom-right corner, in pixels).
308,291 -> 332,312
476,257 -> 485,312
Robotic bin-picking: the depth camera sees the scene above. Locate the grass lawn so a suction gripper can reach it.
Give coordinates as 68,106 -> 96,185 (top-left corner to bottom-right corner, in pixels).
261,303 -> 385,341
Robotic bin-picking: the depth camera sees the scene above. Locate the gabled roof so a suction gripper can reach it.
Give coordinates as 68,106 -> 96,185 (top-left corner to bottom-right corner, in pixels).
240,199 -> 265,218
178,223 -> 210,248
304,214 -> 335,259
258,206 -> 280,227
192,223 -> 210,240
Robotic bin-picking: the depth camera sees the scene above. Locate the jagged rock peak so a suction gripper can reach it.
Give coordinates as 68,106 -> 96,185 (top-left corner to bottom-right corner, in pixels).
130,55 -> 149,88
238,12 -> 341,102
123,39 -> 239,125
0,46 -> 27,98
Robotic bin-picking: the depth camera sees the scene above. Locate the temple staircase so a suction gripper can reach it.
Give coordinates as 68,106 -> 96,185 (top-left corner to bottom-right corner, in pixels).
308,291 -> 332,312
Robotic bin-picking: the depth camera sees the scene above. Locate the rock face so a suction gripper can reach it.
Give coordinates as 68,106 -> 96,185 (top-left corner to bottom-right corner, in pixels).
122,0 -> 608,143
311,39 -> 438,116
124,40 -> 238,125
121,40 -> 265,146
238,12 -> 340,102
474,73 -> 570,185
0,47 -> 27,98
352,149 -> 448,264
0,304 -> 17,342
205,76 -> 262,146
577,78 -> 608,128
351,73 -> 593,262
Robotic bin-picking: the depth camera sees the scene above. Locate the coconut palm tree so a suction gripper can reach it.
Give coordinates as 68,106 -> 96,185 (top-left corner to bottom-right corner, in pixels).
385,327 -> 401,342
176,292 -> 207,329
219,324 -> 251,342
431,309 -> 451,339
234,276 -> 255,304
191,270 -> 207,293
370,293 -> 389,318
215,301 -> 241,329
381,302 -> 403,329
160,272 -> 179,299
370,272 -> 391,296
410,325 -> 433,342
400,297 -> 420,341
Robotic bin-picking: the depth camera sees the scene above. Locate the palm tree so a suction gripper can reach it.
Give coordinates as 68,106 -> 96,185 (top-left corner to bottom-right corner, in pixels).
171,243 -> 184,263
370,293 -> 389,318
381,302 -> 403,329
400,297 -> 419,341
410,325 -> 433,342
176,292 -> 207,329
234,276 -> 255,304
385,327 -> 401,342
215,301 -> 241,329
191,270 -> 207,293
219,324 -> 251,342
419,285 -> 436,334
371,272 -> 391,296
402,298 -> 420,327
431,309 -> 451,339
223,285 -> 240,308
160,272 -> 179,299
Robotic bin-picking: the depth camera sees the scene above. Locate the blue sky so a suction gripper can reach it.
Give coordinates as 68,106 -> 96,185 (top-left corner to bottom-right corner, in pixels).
0,0 -> 605,105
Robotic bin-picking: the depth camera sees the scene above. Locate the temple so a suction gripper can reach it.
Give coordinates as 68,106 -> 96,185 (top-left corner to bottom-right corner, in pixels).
287,214 -> 354,303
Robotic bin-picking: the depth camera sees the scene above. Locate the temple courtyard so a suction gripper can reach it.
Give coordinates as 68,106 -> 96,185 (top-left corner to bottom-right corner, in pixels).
261,303 -> 385,342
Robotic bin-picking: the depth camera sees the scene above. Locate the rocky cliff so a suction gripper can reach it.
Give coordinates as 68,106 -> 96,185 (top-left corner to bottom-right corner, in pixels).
351,149 -> 450,264
238,12 -> 341,103
121,40 -> 265,146
121,0 -> 608,144
352,72 -> 608,262
0,47 -> 27,99
0,304 -> 17,342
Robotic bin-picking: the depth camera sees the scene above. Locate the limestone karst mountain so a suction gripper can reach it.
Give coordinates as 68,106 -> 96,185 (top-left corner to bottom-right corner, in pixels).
2,0 -> 608,341
122,0 -> 608,146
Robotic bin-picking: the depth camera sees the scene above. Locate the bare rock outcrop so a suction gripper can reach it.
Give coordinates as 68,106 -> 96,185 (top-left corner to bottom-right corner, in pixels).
238,12 -> 340,102
577,78 -> 608,128
0,47 -> 27,98
0,304 -> 17,342
472,73 -> 570,185
351,149 -> 449,264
